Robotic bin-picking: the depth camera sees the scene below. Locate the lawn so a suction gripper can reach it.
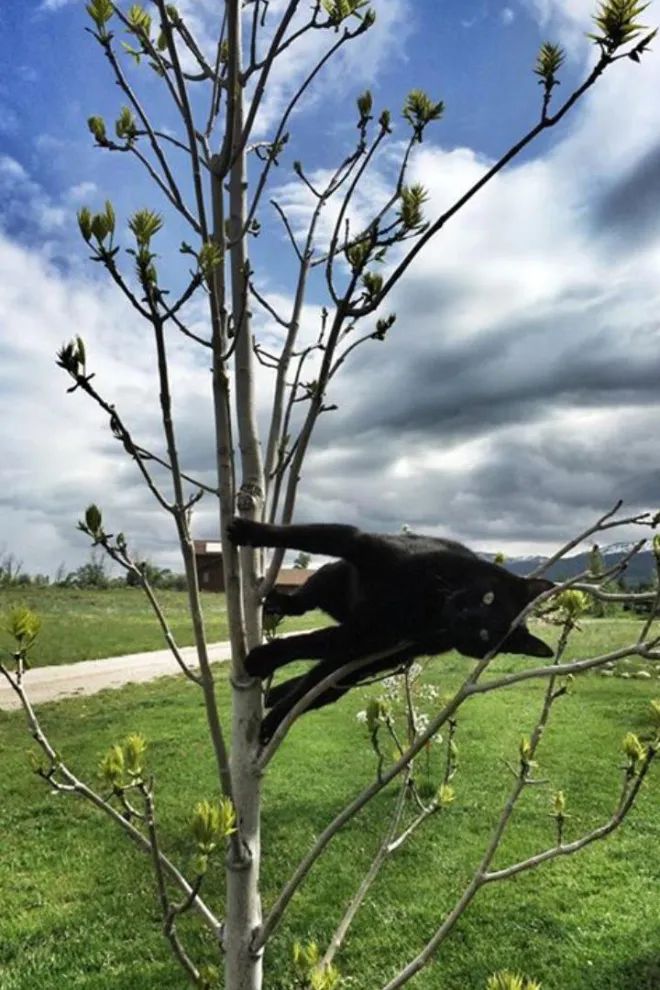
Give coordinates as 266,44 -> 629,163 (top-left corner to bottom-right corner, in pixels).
0,586 -> 324,667
1,619 -> 659,989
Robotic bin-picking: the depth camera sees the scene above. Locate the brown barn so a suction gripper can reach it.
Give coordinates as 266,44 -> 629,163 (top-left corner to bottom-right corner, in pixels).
193,540 -> 314,593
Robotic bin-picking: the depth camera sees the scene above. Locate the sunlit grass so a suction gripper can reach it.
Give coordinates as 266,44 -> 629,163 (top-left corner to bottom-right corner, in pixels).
1,618 -> 659,989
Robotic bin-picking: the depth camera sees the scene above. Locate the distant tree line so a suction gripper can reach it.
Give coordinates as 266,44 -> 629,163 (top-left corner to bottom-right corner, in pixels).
0,550 -> 187,591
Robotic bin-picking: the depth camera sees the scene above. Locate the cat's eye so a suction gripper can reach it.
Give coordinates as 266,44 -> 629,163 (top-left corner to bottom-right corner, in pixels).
482,591 -> 495,605
479,628 -> 489,641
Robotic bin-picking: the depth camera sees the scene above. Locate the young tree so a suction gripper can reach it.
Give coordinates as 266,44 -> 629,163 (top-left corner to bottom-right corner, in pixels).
2,2 -> 660,988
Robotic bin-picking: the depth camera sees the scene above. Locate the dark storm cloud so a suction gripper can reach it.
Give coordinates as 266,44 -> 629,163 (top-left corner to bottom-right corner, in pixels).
592,142 -> 660,241
316,309 -> 660,451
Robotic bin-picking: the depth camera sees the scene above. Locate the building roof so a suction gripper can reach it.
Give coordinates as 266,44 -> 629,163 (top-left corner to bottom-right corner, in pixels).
275,568 -> 315,587
193,540 -> 315,586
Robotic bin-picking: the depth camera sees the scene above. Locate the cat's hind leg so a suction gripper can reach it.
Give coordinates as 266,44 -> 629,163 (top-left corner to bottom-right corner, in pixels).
245,625 -> 347,679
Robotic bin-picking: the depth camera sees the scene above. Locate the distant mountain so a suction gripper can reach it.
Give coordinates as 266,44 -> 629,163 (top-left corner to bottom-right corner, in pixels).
493,541 -> 655,586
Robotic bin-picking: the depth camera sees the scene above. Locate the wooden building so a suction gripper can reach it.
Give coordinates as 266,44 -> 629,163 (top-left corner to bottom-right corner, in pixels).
193,540 -> 314,593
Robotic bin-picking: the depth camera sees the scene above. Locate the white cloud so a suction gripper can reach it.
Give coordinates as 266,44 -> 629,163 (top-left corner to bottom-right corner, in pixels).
2,13 -> 660,574
501,7 -> 516,26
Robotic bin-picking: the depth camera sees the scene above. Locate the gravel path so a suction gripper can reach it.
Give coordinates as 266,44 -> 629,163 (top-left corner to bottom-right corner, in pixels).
0,642 -> 232,712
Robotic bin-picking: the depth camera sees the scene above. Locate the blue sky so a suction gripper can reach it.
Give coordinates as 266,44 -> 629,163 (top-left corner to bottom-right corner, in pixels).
1,0 -> 659,574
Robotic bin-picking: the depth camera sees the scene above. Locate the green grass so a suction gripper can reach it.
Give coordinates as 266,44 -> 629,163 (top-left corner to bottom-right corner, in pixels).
0,586 -> 324,667
1,619 -> 659,989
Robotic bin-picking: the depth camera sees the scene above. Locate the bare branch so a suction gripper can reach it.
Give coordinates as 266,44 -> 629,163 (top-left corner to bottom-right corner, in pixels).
142,782 -> 202,983
0,664 -> 222,936
322,768 -> 413,968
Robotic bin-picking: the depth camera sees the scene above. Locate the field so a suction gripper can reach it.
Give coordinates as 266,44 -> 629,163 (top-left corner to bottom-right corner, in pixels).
1,611 -> 659,989
0,586 -> 324,667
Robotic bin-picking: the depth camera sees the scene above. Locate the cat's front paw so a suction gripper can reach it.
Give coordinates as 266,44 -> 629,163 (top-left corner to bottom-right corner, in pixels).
244,642 -> 274,678
227,516 -> 261,546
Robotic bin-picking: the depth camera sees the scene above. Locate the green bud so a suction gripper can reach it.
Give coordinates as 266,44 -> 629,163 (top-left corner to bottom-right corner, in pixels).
650,698 -> 660,726
345,237 -> 371,273
402,88 -> 444,140
292,939 -> 320,975
552,789 -> 566,815
357,89 -> 373,120
77,206 -> 93,242
91,212 -> 111,242
398,183 -> 429,230
197,964 -> 219,989
622,731 -> 646,764
362,270 -> 383,298
653,533 -> 660,560
85,504 -> 103,535
86,0 -> 114,31
100,744 -> 125,786
588,0 -> 653,53
5,606 -> 41,651
165,4 -> 181,24
198,240 -> 224,281
366,697 -> 388,732
437,783 -> 455,807
115,106 -> 137,142
123,733 -> 146,776
191,852 -> 209,876
129,208 -> 163,247
127,3 -> 152,36
379,108 -> 392,132
534,41 -> 565,85
191,797 -> 237,853
556,589 -> 590,618
486,973 -> 527,990
87,115 -> 107,144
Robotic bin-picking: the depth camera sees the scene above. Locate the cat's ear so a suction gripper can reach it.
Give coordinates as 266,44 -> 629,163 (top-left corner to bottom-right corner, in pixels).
505,625 -> 554,658
523,577 -> 554,604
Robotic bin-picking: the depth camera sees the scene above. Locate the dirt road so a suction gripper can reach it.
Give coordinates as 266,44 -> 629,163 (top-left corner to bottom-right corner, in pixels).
0,642 -> 232,712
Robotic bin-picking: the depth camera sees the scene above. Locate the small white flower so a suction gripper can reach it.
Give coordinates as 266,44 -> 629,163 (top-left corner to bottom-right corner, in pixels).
414,712 -> 430,733
356,710 -> 368,724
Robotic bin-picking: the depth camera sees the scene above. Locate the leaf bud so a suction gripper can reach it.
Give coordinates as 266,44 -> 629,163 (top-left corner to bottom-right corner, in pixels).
87,115 -> 108,145
77,207 -> 93,242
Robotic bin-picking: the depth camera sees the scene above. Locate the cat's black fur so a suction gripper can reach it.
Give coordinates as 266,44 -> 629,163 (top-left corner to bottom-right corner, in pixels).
227,518 -> 554,742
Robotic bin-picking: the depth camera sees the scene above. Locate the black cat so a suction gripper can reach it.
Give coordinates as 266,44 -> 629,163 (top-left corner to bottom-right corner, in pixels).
228,518 -> 554,742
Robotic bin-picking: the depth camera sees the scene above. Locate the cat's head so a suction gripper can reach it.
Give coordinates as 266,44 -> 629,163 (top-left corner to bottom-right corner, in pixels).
441,564 -> 554,660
